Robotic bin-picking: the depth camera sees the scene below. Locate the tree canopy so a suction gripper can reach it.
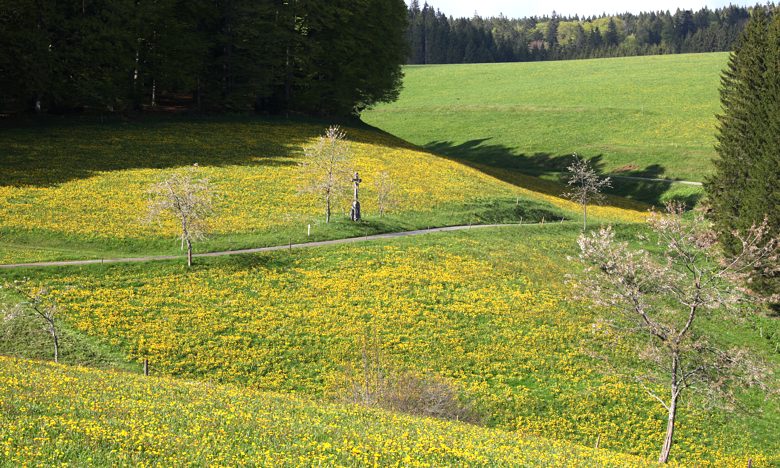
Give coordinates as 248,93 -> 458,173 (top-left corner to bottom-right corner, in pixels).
405,2 -> 761,64
0,0 -> 408,117
707,7 -> 780,308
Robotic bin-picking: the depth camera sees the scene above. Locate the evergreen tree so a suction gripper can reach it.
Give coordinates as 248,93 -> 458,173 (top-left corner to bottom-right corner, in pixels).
707,8 -> 780,308
546,12 -> 560,49
296,0 -> 406,116
588,27 -> 603,50
605,18 -> 619,47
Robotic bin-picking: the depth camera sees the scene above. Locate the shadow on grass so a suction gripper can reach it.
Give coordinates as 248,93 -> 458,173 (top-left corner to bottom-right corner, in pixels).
0,118 -> 312,187
423,139 -> 701,208
0,114 -> 408,188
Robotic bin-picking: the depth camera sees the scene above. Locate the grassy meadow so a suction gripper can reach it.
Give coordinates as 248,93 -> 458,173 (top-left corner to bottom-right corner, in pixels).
2,53 -> 778,466
0,116 -> 646,264
363,53 -> 728,201
1,355 -> 659,466
3,225 -> 778,465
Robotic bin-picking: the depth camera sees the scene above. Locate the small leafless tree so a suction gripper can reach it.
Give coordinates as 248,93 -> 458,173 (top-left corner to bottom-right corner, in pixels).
299,126 -> 353,223
571,202 -> 779,463
147,164 -> 214,267
374,171 -> 397,217
2,281 -> 61,363
563,154 -> 612,230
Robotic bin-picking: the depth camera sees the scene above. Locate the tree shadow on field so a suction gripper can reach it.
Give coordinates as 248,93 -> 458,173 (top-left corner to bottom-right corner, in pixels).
0,115 -> 322,188
0,115 -> 427,188
214,250 -> 298,274
423,139 -> 700,208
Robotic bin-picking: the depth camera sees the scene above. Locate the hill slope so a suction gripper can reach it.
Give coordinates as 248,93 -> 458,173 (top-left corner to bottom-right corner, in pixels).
0,355 -> 659,466
363,53 -> 726,186
0,117 -> 643,264
3,225 -> 777,464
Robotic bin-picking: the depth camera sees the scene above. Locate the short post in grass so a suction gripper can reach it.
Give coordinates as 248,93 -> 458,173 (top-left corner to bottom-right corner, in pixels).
307,224 -> 311,237
143,359 -> 149,376
350,172 -> 362,222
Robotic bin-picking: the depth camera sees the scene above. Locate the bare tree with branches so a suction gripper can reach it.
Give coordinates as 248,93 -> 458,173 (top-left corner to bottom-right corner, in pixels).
2,281 -> 61,363
299,126 -> 353,223
563,154 -> 612,230
571,202 -> 778,463
374,171 -> 397,217
147,164 -> 214,267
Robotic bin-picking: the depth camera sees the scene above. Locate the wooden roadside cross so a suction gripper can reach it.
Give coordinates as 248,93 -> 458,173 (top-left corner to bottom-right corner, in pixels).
350,172 -> 362,222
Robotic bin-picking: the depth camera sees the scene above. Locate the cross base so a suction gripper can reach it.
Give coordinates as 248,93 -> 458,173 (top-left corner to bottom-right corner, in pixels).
350,200 -> 361,222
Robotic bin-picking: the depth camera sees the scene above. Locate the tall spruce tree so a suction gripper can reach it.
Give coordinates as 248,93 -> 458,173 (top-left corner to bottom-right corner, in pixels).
707,8 -> 780,308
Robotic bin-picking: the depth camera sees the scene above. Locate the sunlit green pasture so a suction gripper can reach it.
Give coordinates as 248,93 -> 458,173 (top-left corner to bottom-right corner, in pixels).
363,53 -> 727,186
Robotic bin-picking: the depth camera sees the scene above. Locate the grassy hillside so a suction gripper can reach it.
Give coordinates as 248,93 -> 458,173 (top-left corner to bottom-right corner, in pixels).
3,225 -> 777,464
0,117 -> 644,264
363,53 -> 727,188
0,356 -> 659,466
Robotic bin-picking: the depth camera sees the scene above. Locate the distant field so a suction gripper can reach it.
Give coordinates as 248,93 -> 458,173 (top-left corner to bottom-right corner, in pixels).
3,226 -> 777,464
0,117 -> 645,264
363,53 -> 727,185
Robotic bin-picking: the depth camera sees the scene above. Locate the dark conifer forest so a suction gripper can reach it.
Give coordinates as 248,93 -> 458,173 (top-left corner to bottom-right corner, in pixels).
405,1 -> 770,64
0,0 -> 408,116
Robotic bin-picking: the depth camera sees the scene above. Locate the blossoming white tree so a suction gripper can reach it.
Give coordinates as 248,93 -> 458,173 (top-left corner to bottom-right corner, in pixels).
563,154 -> 612,230
572,203 -> 778,463
374,170 -> 397,217
147,164 -> 214,267
299,126 -> 353,223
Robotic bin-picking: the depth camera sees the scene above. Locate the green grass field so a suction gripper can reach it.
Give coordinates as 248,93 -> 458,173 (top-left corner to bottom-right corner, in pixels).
2,225 -> 778,465
363,53 -> 728,202
2,53 -> 778,466
0,116 -> 646,265
0,355 -> 658,466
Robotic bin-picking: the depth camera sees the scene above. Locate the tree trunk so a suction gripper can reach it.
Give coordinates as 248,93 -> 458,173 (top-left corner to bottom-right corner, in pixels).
196,77 -> 201,110
583,204 -> 588,230
326,195 -> 331,223
659,387 -> 680,463
186,239 -> 193,267
52,329 -> 59,363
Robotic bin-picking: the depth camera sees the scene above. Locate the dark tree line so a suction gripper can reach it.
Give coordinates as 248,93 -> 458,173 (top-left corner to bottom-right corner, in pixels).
0,0 -> 408,116
708,7 -> 780,309
406,1 -> 768,64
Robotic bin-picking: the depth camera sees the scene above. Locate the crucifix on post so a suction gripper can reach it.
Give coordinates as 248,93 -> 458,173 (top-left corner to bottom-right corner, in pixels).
350,172 -> 362,222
